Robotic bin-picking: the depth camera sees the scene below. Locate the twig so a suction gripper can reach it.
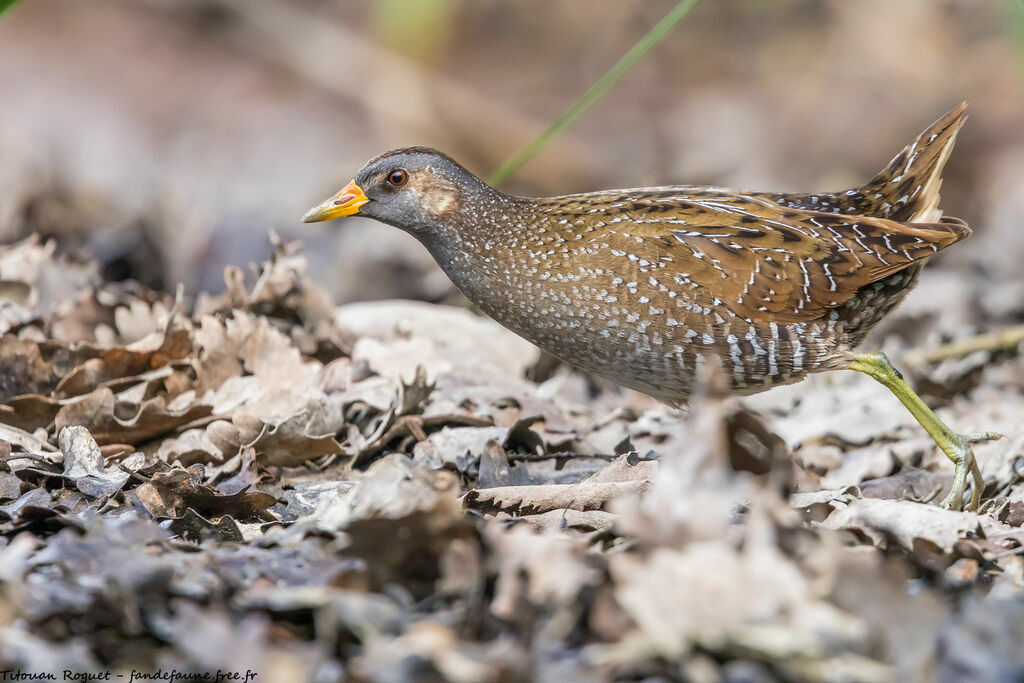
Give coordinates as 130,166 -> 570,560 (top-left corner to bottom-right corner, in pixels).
3,452 -> 58,467
901,324 -> 1024,366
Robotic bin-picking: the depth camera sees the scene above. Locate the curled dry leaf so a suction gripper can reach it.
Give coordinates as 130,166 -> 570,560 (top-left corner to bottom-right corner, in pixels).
0,235 -> 98,334
607,518 -> 870,667
0,487 -> 50,516
465,451 -> 655,516
168,508 -> 245,542
0,336 -> 59,402
54,326 -> 192,399
397,364 -> 434,416
111,297 -> 174,345
240,411 -> 343,467
161,412 -> 343,470
612,394 -> 755,547
157,425 -> 230,467
0,470 -> 22,502
0,394 -> 64,434
0,422 -> 58,453
859,469 -> 949,502
57,426 -> 134,498
351,411 -> 492,467
54,387 -> 212,445
476,440 -> 531,488
823,498 -> 982,554
195,237 -> 341,352
131,464 -> 277,522
304,454 -> 463,533
412,426 -> 509,473
487,522 -> 601,624
196,312 -> 323,419
464,480 -> 648,516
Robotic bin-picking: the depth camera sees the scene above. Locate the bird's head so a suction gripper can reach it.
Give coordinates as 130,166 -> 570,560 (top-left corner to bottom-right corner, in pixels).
302,147 -> 490,238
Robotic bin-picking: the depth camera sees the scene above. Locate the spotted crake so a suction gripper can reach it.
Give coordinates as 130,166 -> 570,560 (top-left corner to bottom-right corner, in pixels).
304,103 -> 999,510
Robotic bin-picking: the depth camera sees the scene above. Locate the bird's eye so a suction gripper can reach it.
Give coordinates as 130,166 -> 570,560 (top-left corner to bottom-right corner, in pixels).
387,169 -> 408,187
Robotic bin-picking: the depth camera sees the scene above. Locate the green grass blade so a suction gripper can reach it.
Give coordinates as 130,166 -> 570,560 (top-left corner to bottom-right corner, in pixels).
487,0 -> 701,187
0,0 -> 23,17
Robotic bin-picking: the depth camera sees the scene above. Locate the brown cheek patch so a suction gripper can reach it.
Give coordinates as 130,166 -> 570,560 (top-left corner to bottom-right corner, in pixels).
411,172 -> 460,217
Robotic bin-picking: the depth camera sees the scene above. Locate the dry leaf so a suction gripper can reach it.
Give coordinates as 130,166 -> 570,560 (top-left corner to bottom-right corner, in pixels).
822,498 -> 981,554
57,426 -> 133,498
0,337 -> 58,402
54,327 -> 191,399
54,387 -> 212,445
240,411 -> 343,467
131,464 -> 276,522
464,480 -> 648,516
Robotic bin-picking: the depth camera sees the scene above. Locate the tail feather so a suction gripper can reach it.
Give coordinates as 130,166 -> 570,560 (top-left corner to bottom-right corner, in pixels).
859,102 -> 968,223
754,103 -> 969,228
934,214 -> 972,242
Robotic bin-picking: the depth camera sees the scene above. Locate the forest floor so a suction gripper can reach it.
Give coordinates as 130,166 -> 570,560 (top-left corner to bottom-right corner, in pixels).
0,233 -> 1022,682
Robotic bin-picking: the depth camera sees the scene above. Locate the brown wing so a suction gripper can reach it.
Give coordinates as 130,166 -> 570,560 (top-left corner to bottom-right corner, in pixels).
606,192 -> 969,324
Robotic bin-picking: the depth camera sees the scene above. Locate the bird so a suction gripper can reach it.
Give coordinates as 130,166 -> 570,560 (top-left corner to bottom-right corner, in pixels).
303,103 -> 999,511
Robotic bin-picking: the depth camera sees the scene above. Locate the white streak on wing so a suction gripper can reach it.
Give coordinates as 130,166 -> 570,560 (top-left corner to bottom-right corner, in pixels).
823,262 -> 837,292
727,335 -> 743,379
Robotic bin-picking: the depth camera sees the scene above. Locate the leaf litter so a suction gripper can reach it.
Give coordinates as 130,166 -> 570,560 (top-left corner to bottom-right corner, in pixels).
0,234 -> 1021,681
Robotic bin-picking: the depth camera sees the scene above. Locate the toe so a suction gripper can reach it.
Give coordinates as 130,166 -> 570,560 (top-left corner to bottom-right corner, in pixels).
966,431 -> 1003,443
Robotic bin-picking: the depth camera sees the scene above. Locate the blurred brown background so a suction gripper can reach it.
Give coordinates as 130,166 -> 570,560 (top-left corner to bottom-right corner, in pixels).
1,0 -> 1022,325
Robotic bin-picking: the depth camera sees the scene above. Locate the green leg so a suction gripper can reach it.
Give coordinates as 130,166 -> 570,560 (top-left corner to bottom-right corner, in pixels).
848,352 -> 1001,511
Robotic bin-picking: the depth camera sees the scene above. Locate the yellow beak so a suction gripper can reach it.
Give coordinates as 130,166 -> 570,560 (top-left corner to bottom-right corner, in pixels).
302,180 -> 369,223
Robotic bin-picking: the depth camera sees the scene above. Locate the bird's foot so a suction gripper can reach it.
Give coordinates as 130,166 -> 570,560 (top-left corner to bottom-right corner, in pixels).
938,431 -> 1002,511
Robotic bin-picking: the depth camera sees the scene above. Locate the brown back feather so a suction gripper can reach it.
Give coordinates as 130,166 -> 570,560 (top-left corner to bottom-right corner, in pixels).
535,190 -> 968,325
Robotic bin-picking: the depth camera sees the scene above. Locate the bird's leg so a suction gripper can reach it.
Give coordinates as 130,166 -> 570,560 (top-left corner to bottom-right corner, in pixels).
848,352 -> 1001,511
